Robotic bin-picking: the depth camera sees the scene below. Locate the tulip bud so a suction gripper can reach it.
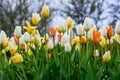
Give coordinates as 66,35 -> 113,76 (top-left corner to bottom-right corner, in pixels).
50,27 -> 56,37
33,34 -> 41,46
81,36 -> 86,44
1,31 -> 7,43
64,43 -> 71,52
57,20 -> 67,33
32,13 -> 41,25
61,34 -> 70,46
115,20 -> 120,35
24,32 -> 30,43
83,17 -> 92,31
19,35 -> 25,45
103,50 -> 111,62
76,24 -> 84,36
66,17 -> 74,30
94,49 -> 99,57
14,26 -> 21,38
41,4 -> 50,18
100,37 -> 107,48
100,27 -> 107,38
46,39 -> 54,50
87,29 -> 93,40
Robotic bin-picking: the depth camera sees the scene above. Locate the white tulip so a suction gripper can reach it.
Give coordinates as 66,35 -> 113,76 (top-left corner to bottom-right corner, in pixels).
76,24 -> 84,36
83,17 -> 92,31
9,37 -> 17,45
87,29 -> 93,40
24,32 -> 30,43
64,43 -> 71,52
19,35 -> 25,45
57,20 -> 67,33
94,49 -> 99,57
102,27 -> 107,37
115,20 -> 120,35
1,31 -> 7,43
14,26 -> 21,38
0,33 -> 1,44
61,34 -> 70,46
46,39 -> 54,50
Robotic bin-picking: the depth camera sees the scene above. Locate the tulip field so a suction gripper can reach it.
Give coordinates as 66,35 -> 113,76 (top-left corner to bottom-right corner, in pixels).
1,5 -> 120,80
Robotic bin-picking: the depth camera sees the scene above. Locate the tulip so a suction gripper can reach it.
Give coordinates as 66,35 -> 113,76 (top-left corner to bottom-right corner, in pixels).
57,34 -> 63,42
94,49 -> 99,57
14,37 -> 19,45
61,34 -> 70,46
50,27 -> 56,37
76,24 -> 84,36
103,50 -> 111,62
87,29 -> 93,40
46,39 -> 54,50
2,38 -> 9,47
9,46 -> 18,55
115,20 -> 120,35
24,32 -> 30,43
57,20 -> 67,33
107,26 -> 113,38
9,53 -> 23,64
23,21 -> 37,34
83,17 -> 92,31
33,34 -> 41,46
64,43 -> 71,52
32,13 -> 41,25
100,27 -> 107,38
66,17 -> 74,30
41,4 -> 50,18
0,33 -> 1,44
19,35 -> 25,45
14,26 -> 21,38
93,31 -> 101,43
1,31 -> 7,43
100,37 -> 107,48
81,36 -> 86,44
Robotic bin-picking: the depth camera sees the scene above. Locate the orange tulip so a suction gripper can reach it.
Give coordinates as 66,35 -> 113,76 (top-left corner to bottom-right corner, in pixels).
81,36 -> 86,44
20,45 -> 25,50
58,34 -> 63,42
14,37 -> 19,45
50,27 -> 56,37
93,32 -> 101,43
107,26 -> 113,38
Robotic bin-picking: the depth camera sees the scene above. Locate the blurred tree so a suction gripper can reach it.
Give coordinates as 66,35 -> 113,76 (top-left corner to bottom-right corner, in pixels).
58,0 -> 105,28
0,0 -> 53,36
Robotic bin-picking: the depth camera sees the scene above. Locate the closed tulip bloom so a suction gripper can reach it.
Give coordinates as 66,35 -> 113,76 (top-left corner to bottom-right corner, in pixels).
14,26 -> 21,38
1,31 -> 7,43
41,4 -> 50,18
93,31 -> 101,43
61,34 -> 70,46
57,34 -> 63,42
94,49 -> 99,57
87,29 -> 93,40
66,17 -> 74,30
19,35 -> 25,45
46,39 -> 54,50
76,24 -> 84,36
100,37 -> 107,48
103,50 -> 111,62
32,13 -> 41,25
64,43 -> 71,52
9,53 -> 23,64
57,20 -> 67,33
83,17 -> 92,31
33,34 -> 41,46
50,27 -> 56,37
24,32 -> 30,43
107,26 -> 113,38
100,27 -> 107,38
81,36 -> 86,44
115,20 -> 120,35
0,33 -> 1,44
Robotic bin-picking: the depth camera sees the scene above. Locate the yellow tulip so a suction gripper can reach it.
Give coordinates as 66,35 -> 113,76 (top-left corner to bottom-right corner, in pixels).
32,13 -> 41,25
23,21 -> 37,34
9,53 -> 23,64
41,4 -> 50,18
2,38 -> 9,47
66,17 -> 74,30
9,46 -> 18,55
100,37 -> 107,48
103,50 -> 111,62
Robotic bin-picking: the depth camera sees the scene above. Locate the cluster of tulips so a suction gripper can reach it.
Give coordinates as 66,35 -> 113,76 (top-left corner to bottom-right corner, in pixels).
1,4 -> 120,80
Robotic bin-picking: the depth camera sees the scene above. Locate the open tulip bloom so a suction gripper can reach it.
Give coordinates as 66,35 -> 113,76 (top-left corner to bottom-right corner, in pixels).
0,6 -> 120,80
